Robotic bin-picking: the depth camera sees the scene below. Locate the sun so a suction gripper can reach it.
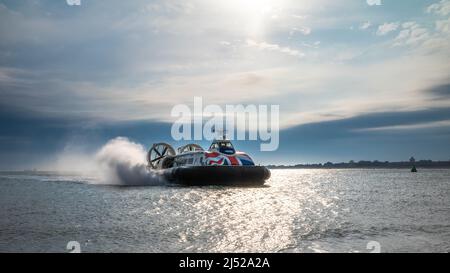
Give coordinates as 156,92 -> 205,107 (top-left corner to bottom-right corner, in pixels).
229,0 -> 274,13
216,0 -> 281,37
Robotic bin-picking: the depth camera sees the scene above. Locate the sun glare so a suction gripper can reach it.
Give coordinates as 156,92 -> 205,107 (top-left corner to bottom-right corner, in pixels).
217,0 -> 282,37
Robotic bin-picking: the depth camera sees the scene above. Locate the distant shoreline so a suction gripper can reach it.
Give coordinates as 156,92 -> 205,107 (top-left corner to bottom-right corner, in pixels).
1,160 -> 450,173
267,160 -> 450,169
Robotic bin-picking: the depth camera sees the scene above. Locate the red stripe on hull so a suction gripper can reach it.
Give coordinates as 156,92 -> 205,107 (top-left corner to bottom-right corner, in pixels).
227,156 -> 240,165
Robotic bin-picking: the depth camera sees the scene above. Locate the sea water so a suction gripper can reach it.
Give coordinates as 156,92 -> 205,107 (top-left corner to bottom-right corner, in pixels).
0,169 -> 449,252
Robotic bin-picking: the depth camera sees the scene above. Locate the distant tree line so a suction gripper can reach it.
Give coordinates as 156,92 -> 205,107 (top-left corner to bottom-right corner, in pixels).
267,158 -> 450,169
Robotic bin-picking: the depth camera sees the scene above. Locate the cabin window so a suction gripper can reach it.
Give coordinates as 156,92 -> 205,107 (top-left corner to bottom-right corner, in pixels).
210,143 -> 219,150
219,142 -> 235,155
209,142 -> 236,154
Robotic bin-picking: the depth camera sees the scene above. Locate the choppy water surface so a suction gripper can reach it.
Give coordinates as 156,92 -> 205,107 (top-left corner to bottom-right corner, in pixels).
0,169 -> 449,252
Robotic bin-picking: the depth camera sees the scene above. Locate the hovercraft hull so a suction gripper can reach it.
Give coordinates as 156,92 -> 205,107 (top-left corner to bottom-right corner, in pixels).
159,166 -> 270,186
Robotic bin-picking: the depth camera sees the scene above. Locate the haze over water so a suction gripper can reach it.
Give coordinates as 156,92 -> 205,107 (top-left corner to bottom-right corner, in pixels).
1,169 -> 449,253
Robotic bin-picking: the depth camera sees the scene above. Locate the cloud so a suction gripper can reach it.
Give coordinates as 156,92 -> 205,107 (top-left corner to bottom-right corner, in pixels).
393,22 -> 430,46
427,0 -> 450,16
289,26 -> 312,36
426,83 -> 450,98
293,107 -> 450,134
436,17 -> 450,33
354,120 -> 450,132
390,15 -> 449,52
376,22 -> 399,36
366,0 -> 382,6
246,39 -> 304,57
359,21 -> 372,30
277,107 -> 450,163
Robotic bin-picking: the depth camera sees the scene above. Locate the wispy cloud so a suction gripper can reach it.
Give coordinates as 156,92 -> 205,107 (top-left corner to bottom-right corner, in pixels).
427,0 -> 450,16
359,21 -> 372,30
289,26 -> 312,36
246,39 -> 304,58
436,17 -> 450,33
393,22 -> 430,46
376,22 -> 400,35
355,120 -> 450,132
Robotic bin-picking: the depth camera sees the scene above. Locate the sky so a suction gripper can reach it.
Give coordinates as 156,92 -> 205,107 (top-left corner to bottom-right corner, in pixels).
0,0 -> 450,169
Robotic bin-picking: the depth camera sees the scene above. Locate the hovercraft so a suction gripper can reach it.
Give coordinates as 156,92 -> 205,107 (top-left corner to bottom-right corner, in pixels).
147,137 -> 270,186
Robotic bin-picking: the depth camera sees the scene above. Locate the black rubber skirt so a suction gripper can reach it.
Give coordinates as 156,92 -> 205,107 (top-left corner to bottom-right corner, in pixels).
159,166 -> 271,186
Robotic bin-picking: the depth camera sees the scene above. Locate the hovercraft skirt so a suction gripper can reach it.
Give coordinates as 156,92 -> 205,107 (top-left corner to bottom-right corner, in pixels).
160,166 -> 270,186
